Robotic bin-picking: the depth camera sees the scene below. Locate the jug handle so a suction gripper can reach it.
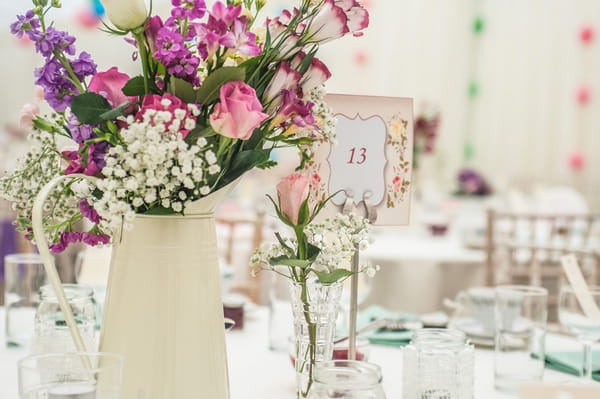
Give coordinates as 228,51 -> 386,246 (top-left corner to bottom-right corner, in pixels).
31,173 -> 99,355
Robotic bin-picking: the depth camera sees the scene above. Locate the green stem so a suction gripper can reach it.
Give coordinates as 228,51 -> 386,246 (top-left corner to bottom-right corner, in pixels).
298,276 -> 317,398
133,31 -> 151,95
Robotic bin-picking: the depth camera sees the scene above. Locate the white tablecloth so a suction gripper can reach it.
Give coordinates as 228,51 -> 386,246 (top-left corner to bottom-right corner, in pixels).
362,227 -> 487,313
0,306 -> 592,398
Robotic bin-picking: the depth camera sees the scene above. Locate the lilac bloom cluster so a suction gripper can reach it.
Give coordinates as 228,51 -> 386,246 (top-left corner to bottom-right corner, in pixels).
10,11 -> 97,112
148,0 -> 260,86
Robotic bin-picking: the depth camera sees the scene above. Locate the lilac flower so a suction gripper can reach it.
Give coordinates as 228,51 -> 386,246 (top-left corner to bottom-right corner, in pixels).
10,10 -> 40,40
171,0 -> 207,20
71,52 -> 97,79
34,26 -> 76,58
154,28 -> 201,85
229,19 -> 261,57
68,114 -> 95,143
34,58 -> 79,112
79,199 -> 102,224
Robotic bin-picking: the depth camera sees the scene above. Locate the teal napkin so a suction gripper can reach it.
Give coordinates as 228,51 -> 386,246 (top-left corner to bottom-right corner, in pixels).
356,306 -> 418,347
544,351 -> 600,381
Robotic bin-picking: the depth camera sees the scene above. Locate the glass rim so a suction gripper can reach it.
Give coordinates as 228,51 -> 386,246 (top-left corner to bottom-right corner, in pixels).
4,253 -> 43,264
495,285 -> 548,296
18,352 -> 124,371
40,284 -> 94,300
314,359 -> 382,385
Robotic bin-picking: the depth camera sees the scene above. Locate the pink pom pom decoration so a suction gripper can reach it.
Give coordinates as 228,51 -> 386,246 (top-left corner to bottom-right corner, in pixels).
579,25 -> 595,44
568,151 -> 586,171
576,85 -> 591,105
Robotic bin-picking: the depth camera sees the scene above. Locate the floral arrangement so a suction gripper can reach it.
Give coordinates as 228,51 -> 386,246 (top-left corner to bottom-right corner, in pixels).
456,168 -> 492,196
412,104 -> 440,169
0,0 -> 369,252
250,172 -> 376,397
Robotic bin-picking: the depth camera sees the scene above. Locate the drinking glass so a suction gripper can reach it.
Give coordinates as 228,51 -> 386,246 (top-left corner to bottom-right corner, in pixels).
18,352 -> 124,399
558,285 -> 600,381
494,285 -> 548,393
4,253 -> 47,347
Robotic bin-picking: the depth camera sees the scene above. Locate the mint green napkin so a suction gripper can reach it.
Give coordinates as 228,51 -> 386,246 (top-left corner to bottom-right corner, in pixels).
544,351 -> 600,381
356,306 -> 418,347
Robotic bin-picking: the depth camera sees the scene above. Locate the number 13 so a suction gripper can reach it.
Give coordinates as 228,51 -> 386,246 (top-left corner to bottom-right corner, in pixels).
347,147 -> 367,165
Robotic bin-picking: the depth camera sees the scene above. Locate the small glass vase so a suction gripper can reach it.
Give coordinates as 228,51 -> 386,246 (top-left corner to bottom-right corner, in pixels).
403,329 -> 474,399
32,284 -> 97,354
308,360 -> 386,399
290,279 -> 343,399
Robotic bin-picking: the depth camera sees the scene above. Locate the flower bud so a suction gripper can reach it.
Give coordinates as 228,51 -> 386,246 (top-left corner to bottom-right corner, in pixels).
100,0 -> 148,31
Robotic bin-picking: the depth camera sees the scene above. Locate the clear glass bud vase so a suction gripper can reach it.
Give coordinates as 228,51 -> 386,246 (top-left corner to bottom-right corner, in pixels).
290,279 -> 343,399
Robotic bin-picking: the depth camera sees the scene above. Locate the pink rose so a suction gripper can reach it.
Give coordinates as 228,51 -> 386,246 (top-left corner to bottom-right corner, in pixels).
209,81 -> 269,140
19,103 -> 40,128
88,67 -> 135,107
276,173 -> 310,225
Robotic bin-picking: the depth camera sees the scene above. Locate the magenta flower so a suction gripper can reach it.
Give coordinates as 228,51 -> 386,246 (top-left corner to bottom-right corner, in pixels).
264,62 -> 302,106
154,28 -> 201,85
136,93 -> 196,138
292,52 -> 332,95
306,0 -> 369,44
271,90 -> 316,131
145,16 -> 164,55
89,67 -> 135,107
50,231 -> 110,253
79,199 -> 102,224
62,142 -> 108,177
209,81 -> 269,140
171,0 -> 207,20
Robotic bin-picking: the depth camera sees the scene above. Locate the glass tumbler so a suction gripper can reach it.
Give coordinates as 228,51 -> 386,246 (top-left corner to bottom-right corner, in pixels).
308,360 -> 386,399
403,329 -> 474,399
4,253 -> 47,348
32,284 -> 97,354
18,352 -> 124,399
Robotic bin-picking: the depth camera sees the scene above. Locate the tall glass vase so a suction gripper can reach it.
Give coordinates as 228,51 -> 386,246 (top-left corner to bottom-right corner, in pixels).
290,279 -> 342,398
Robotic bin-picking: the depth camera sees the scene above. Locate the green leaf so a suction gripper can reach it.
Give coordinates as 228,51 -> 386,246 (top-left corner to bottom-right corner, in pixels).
70,93 -> 112,125
196,67 -> 246,104
184,126 -> 217,145
306,242 -> 321,262
213,148 -> 270,190
122,76 -> 159,96
98,101 -> 135,121
313,269 -> 354,284
269,256 -> 311,269
140,206 -> 178,215
168,77 -> 197,103
297,198 -> 310,225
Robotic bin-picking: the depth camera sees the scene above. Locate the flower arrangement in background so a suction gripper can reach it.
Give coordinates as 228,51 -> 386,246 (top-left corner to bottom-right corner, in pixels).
0,0 -> 369,252
456,168 -> 492,196
412,104 -> 440,169
250,172 -> 376,398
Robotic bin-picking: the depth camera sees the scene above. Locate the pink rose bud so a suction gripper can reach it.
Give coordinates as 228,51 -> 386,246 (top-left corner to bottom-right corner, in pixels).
19,103 -> 40,128
276,173 -> 310,225
209,81 -> 269,140
89,67 -> 136,107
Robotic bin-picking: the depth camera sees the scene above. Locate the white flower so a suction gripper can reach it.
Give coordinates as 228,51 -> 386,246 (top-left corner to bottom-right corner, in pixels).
101,0 -> 148,31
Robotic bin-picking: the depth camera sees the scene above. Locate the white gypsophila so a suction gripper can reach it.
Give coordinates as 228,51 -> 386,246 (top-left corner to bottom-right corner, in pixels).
0,128 -> 79,244
91,104 -> 218,232
307,85 -> 337,144
250,212 -> 378,282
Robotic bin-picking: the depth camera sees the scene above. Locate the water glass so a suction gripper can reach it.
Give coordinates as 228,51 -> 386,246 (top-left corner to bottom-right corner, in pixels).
494,285 -> 548,392
4,254 -> 47,348
18,352 -> 124,399
308,360 -> 386,399
32,284 -> 97,354
403,329 -> 474,399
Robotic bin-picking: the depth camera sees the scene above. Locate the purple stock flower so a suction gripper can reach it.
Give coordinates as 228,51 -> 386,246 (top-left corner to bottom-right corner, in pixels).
154,28 -> 201,85
71,52 -> 97,79
79,199 -> 102,224
81,232 -> 110,247
10,10 -> 40,40
62,141 -> 109,176
35,58 -> 78,112
34,26 -> 76,58
68,114 -> 95,143
171,0 -> 207,20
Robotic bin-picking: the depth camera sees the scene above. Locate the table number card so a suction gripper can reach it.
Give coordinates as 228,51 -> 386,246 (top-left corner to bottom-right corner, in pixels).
306,94 -> 413,225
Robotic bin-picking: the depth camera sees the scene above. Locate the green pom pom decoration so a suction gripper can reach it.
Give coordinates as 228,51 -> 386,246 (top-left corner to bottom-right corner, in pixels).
468,81 -> 479,99
473,16 -> 485,34
463,141 -> 474,161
